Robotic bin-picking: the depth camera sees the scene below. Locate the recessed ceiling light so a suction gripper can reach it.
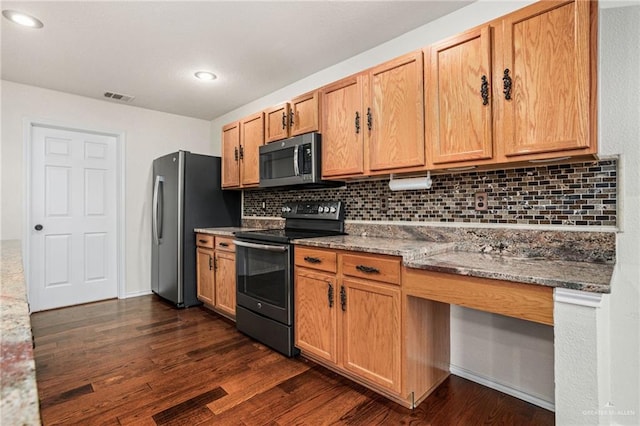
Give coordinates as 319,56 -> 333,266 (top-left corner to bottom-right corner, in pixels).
2,10 -> 44,28
194,71 -> 217,81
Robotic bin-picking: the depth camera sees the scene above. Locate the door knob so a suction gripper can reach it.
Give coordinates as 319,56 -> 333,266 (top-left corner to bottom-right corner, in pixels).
34,224 -> 43,231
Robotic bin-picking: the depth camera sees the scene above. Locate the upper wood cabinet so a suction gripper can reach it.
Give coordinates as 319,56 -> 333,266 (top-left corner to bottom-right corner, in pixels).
368,51 -> 425,173
264,103 -> 290,143
240,112 -> 264,187
495,0 -> 597,161
320,74 -> 366,178
265,91 -> 320,143
320,51 -> 425,178
221,122 -> 241,188
221,113 -> 264,189
425,26 -> 494,168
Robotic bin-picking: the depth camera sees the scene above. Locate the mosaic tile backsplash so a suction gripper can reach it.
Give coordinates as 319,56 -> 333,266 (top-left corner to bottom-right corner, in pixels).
243,159 -> 617,227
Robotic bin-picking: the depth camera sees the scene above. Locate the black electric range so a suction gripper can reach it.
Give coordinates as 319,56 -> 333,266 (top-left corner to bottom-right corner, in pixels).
233,201 -> 345,357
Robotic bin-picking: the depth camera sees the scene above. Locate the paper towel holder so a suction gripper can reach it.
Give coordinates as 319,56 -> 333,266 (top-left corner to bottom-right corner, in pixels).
388,171 -> 432,191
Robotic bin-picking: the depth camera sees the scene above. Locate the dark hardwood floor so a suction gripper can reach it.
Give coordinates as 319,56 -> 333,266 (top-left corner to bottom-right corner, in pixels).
31,295 -> 554,425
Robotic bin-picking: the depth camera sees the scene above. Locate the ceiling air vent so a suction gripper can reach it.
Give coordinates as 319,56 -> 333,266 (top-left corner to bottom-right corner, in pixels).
103,91 -> 135,102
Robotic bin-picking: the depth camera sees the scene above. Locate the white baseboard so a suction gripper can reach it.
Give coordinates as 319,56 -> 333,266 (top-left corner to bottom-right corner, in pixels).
121,290 -> 153,299
449,364 -> 555,412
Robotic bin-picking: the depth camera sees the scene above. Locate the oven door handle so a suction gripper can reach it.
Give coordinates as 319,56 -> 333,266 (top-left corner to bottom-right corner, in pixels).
233,240 -> 288,252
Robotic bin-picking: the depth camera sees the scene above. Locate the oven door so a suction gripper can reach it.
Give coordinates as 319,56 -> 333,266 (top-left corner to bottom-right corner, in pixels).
234,239 -> 292,325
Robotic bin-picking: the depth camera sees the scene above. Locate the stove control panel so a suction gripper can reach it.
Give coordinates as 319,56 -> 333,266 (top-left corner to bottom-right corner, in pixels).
281,201 -> 344,220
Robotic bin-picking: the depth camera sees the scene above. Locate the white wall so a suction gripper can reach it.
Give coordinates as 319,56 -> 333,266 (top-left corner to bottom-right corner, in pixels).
599,5 -> 640,425
1,81 -> 212,296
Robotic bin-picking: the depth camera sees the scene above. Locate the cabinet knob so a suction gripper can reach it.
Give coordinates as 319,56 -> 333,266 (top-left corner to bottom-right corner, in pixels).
34,224 -> 43,231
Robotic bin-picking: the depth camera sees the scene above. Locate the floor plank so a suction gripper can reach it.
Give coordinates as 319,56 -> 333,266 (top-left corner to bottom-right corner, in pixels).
31,295 -> 555,425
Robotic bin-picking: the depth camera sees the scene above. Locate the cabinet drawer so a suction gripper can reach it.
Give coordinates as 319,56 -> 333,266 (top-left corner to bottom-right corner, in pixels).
196,234 -> 214,248
342,253 -> 401,285
295,247 -> 337,273
215,236 -> 235,253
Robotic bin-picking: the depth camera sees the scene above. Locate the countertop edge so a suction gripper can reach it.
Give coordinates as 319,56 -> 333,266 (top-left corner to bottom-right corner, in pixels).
292,236 -> 613,294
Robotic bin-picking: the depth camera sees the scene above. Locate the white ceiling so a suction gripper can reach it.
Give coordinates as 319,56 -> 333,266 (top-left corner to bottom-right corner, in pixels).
1,1 -> 474,121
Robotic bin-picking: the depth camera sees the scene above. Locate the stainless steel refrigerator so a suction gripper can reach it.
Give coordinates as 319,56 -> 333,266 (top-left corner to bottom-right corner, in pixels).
151,151 -> 240,307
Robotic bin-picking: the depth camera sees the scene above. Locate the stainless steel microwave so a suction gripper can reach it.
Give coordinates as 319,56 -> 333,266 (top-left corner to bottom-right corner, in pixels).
259,133 -> 342,188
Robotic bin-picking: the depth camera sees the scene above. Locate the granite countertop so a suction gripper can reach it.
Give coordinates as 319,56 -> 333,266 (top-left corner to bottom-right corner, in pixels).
0,240 -> 41,425
194,227 -> 258,237
293,235 -> 614,293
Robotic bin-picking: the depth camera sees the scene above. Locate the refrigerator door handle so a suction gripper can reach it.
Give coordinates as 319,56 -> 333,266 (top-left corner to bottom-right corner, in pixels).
153,175 -> 164,245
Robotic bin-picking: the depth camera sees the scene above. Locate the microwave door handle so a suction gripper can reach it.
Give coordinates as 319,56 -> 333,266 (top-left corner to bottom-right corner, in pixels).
233,240 -> 287,252
293,145 -> 300,176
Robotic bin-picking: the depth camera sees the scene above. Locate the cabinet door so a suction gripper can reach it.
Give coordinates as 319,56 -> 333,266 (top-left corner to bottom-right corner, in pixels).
240,112 -> 264,187
295,269 -> 338,363
214,251 -> 236,317
427,26 -> 493,166
342,278 -> 401,393
320,74 -> 365,177
499,0 -> 594,159
196,247 -> 214,305
221,122 -> 240,188
290,91 -> 320,137
368,51 -> 425,172
264,103 -> 290,143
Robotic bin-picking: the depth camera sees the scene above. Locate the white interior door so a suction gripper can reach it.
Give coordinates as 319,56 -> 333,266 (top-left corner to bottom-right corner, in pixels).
29,125 -> 118,312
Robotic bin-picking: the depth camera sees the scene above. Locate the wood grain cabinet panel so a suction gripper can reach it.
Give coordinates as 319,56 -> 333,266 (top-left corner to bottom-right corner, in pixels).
221,122 -> 240,188
221,113 -> 264,189
196,247 -> 214,306
294,269 -> 338,363
426,26 -> 494,167
320,74 -> 366,178
264,103 -> 290,143
496,0 -> 596,161
290,91 -> 320,137
368,50 -> 425,172
265,91 -> 320,143
342,278 -> 402,394
295,246 -> 337,273
239,112 -> 264,187
214,250 -> 236,317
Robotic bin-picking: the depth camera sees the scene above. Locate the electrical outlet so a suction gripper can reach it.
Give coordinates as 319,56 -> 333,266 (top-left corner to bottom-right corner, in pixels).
474,192 -> 488,211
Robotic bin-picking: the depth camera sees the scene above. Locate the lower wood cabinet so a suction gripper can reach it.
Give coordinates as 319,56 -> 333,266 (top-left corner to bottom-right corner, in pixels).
214,249 -> 236,318
294,246 -> 404,399
196,246 -> 215,306
196,233 -> 236,319
341,277 -> 401,393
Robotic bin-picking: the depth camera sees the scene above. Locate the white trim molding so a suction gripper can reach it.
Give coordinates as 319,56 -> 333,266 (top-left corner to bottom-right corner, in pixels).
449,364 -> 555,412
554,288 -> 604,308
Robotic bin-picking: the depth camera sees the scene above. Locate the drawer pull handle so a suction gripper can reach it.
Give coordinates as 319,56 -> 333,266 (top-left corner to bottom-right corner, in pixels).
304,256 -> 321,264
356,265 -> 380,274
219,242 -> 230,247
199,239 -> 209,244
328,282 -> 334,308
340,286 -> 346,311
